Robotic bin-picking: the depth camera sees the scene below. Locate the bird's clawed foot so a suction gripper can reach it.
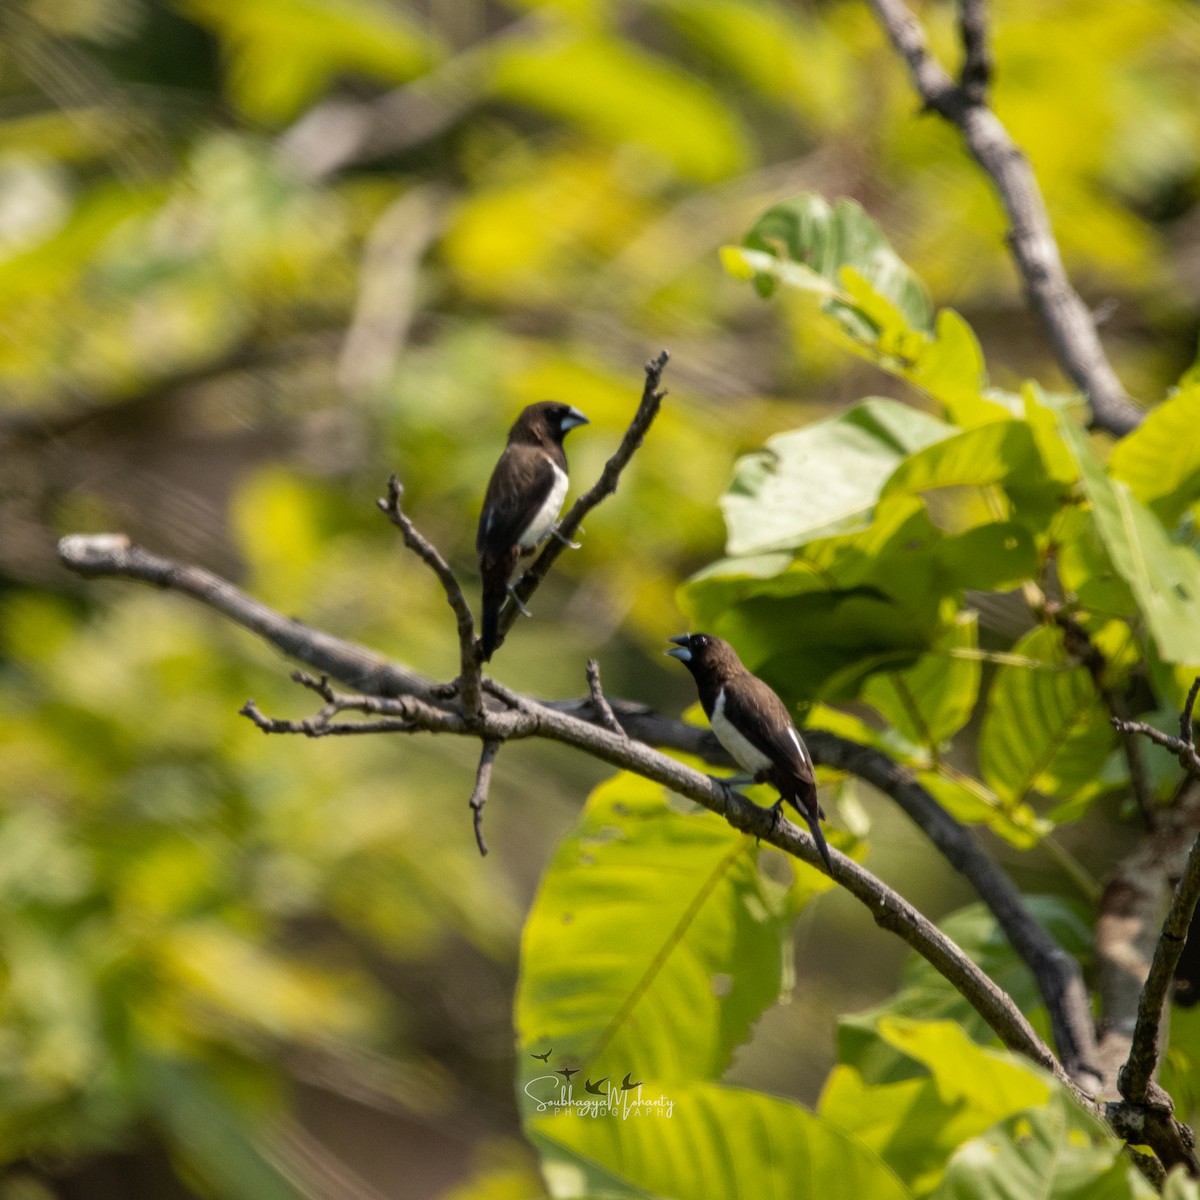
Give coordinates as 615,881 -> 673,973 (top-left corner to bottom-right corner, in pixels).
763,799 -> 785,844
551,523 -> 582,550
506,584 -> 532,618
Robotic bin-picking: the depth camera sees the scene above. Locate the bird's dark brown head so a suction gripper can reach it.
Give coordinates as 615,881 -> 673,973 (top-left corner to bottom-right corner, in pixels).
508,401 -> 589,449
665,632 -> 744,682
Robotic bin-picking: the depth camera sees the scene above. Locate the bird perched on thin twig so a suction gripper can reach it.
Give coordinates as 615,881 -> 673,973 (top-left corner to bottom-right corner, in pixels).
666,633 -> 832,872
476,401 -> 589,661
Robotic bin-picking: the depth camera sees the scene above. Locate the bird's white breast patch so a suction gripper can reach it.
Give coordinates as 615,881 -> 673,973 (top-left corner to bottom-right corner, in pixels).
519,464 -> 569,549
711,688 -> 773,774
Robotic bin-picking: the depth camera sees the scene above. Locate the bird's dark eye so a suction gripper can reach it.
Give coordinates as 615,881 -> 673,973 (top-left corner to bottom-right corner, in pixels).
694,635 -> 708,648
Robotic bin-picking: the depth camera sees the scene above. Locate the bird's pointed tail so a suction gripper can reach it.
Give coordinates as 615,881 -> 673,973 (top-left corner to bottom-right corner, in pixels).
480,586 -> 502,661
788,790 -> 834,873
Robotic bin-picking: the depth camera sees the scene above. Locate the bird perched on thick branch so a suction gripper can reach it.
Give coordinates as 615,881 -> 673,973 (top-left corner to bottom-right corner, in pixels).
476,401 -> 589,660
667,633 -> 832,872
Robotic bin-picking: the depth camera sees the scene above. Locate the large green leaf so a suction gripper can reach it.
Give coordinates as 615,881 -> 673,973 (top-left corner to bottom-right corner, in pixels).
1060,415 -> 1200,664
719,398 -> 955,555
731,194 -> 932,329
820,1019 -> 1053,1197
880,420 -> 1062,534
515,774 -> 797,1091
931,1092 -> 1155,1200
838,897 -> 1091,1078
978,625 -> 1118,821
687,492 -> 1033,701
861,612 -> 980,751
1109,382 -> 1200,526
529,1081 -> 912,1200
723,195 -> 1008,423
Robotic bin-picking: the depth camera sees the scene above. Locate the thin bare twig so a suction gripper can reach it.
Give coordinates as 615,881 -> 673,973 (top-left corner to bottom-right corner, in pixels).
468,741 -> 500,857
865,0 -> 1142,435
585,659 -> 623,736
491,350 -> 670,654
377,475 -> 481,718
56,532 -> 1098,1091
1113,679 -> 1200,779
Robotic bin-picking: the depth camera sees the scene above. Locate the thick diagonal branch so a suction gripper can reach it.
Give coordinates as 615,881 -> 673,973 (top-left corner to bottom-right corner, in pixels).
243,672 -> 1079,1099
866,0 -> 1141,435
58,532 -> 1097,1092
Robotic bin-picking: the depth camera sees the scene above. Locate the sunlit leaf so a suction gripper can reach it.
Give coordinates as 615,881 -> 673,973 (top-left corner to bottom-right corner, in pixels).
735,194 -> 932,328
1109,382 -> 1200,527
821,1019 -> 1053,1196
931,1091 -> 1155,1200
719,398 -> 955,555
1060,416 -> 1200,664
529,1082 -> 912,1200
880,420 -> 1061,534
515,773 -> 797,1089
839,897 -> 1091,1077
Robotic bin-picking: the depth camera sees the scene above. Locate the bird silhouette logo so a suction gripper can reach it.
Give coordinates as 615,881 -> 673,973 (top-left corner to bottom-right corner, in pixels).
620,1072 -> 643,1091
529,1048 -> 552,1062
584,1076 -> 609,1095
556,1066 -> 580,1082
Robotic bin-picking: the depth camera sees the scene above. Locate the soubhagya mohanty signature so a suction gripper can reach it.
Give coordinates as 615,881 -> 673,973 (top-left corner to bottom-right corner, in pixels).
524,1075 -> 676,1119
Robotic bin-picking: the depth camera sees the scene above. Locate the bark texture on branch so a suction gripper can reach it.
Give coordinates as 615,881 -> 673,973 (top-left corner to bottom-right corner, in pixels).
866,0 -> 1142,436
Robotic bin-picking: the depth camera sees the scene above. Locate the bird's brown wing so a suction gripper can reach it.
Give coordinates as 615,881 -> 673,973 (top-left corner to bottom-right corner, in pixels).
476,444 -> 560,565
720,671 -> 816,788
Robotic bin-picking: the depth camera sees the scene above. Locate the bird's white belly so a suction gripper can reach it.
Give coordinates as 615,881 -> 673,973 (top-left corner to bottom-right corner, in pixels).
711,689 -> 773,774
519,465 -> 569,549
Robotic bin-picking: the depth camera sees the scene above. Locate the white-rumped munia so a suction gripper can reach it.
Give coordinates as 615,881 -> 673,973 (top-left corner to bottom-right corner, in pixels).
476,401 -> 589,660
666,632 -> 832,871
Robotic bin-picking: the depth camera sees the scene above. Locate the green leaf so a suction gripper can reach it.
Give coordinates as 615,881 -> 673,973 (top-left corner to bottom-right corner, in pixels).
838,897 -> 1091,1078
880,419 -> 1062,534
529,1081 -> 912,1200
1109,382 -> 1200,526
978,625 -> 1117,820
862,612 -> 980,750
1054,504 -> 1138,619
820,1019 -> 1053,1196
515,773 -> 796,1090
726,195 -> 1006,422
1060,415 -> 1200,664
719,398 -> 955,555
915,769 -> 1050,851
931,1091 -> 1156,1200
492,33 -> 748,183
736,194 -> 932,330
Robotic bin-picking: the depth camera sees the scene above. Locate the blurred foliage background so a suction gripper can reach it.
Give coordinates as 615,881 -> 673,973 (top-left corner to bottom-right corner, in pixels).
1,0 -> 1199,1195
